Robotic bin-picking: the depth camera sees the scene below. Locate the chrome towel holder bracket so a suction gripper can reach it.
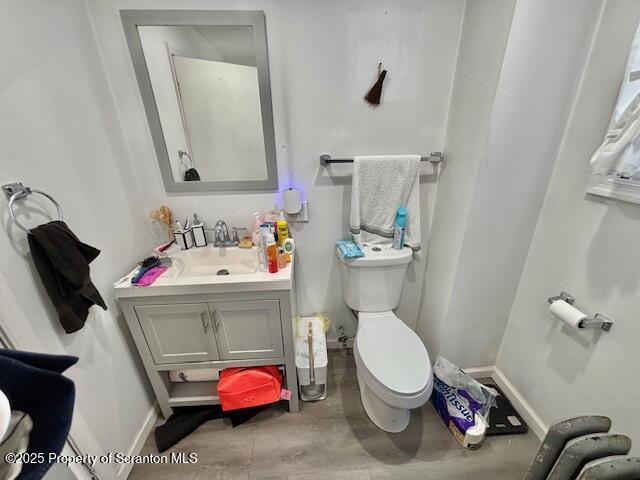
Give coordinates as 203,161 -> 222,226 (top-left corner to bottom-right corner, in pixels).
547,291 -> 576,306
2,182 -> 64,233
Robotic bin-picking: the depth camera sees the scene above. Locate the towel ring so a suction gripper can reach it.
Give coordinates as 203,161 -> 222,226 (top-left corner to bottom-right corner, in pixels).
2,183 -> 63,233
178,149 -> 196,169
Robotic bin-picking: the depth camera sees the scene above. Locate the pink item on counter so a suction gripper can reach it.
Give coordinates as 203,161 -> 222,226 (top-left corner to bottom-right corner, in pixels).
135,266 -> 167,286
157,240 -> 175,252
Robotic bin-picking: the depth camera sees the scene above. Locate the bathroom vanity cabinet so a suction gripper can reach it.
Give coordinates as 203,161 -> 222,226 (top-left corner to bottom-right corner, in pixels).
114,252 -> 298,418
135,300 -> 284,364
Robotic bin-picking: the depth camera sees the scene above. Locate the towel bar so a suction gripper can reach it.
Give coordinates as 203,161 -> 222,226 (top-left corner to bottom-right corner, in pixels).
319,152 -> 443,166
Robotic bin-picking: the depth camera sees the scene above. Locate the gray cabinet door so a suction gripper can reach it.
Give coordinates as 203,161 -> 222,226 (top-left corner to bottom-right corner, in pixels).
135,303 -> 219,364
209,300 -> 283,360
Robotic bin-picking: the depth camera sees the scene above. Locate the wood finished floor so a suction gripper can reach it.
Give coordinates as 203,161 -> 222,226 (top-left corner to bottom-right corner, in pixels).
131,350 -> 540,480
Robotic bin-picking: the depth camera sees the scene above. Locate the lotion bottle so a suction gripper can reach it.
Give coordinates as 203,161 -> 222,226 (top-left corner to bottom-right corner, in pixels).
258,226 -> 269,270
266,232 -> 279,273
392,207 -> 407,250
276,211 -> 289,246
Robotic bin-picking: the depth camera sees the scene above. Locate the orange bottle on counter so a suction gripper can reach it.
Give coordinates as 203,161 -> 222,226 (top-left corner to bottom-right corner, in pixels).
266,233 -> 278,273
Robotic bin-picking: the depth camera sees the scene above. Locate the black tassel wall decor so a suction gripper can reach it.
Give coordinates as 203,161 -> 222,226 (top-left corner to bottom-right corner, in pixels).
364,62 -> 387,106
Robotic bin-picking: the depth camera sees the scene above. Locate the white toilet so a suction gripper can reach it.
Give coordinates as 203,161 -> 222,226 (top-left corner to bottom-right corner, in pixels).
337,245 -> 433,433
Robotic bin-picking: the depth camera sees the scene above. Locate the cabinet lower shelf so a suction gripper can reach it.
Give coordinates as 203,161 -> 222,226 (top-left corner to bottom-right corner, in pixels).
166,364 -> 288,408
155,357 -> 286,371
168,381 -> 220,407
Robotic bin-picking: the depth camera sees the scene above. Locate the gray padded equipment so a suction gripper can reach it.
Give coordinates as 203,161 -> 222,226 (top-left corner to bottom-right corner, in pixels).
576,456 -> 640,480
525,416 -> 612,480
547,434 -> 632,480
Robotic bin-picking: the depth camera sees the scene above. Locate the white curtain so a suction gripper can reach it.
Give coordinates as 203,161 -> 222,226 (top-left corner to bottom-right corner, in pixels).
591,25 -> 640,178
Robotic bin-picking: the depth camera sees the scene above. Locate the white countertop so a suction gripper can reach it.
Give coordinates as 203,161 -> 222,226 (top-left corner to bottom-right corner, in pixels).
113,247 -> 293,299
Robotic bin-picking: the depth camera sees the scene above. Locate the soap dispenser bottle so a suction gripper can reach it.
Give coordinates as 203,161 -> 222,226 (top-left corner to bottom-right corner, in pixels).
392,207 -> 407,250
251,212 -> 263,247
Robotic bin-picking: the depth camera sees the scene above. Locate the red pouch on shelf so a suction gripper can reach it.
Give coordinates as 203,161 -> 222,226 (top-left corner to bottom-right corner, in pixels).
217,366 -> 283,411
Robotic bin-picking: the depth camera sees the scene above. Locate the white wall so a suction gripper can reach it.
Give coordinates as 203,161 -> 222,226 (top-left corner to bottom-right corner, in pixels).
496,0 -> 640,454
5,0 -> 639,463
439,0 -> 607,367
418,0 -> 607,368
0,0 -> 154,472
87,0 -> 466,339
416,0 -> 516,364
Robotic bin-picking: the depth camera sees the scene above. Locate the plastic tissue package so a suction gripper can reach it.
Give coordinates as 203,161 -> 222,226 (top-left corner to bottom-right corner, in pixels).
431,357 -> 497,449
336,239 -> 364,258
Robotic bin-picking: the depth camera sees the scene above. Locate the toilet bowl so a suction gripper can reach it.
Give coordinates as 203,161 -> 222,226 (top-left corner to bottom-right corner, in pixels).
337,245 -> 433,432
354,311 -> 432,432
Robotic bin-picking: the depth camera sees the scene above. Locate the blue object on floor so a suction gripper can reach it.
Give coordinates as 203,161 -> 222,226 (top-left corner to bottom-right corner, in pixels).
0,349 -> 77,480
336,239 -> 364,258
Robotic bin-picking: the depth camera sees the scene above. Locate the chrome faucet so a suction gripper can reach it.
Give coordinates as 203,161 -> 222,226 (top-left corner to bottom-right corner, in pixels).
213,220 -> 233,247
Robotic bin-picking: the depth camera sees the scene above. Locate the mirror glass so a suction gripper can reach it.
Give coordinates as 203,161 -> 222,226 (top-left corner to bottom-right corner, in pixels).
122,12 -> 278,192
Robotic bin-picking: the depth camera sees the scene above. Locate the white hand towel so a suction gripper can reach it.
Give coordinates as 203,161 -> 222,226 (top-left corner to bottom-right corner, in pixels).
349,155 -> 421,251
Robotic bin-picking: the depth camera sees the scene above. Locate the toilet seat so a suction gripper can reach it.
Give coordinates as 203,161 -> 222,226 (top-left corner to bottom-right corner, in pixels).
354,311 -> 432,409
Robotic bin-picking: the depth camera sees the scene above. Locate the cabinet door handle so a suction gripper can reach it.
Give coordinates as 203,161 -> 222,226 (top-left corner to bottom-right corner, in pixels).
201,311 -> 209,332
212,310 -> 220,330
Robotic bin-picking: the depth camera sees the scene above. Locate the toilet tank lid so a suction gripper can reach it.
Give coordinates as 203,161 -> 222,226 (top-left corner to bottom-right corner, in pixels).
336,245 -> 412,267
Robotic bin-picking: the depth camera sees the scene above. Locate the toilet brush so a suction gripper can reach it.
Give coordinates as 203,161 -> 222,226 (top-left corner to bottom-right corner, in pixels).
301,322 -> 324,400
308,323 -> 315,384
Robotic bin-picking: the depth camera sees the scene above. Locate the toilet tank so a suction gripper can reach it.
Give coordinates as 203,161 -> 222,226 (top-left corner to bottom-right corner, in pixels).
337,245 -> 413,312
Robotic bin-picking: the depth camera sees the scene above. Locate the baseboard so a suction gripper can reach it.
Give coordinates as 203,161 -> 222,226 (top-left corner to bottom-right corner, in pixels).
326,337 -> 354,349
463,365 -> 547,441
462,366 -> 495,380
116,403 -> 159,479
491,367 -> 547,440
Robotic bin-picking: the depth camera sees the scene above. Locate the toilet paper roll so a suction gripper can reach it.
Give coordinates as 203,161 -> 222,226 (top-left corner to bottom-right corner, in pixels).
549,300 -> 588,328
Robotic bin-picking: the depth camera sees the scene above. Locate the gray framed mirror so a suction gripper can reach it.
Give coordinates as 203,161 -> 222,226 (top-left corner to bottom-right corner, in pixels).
121,10 -> 278,192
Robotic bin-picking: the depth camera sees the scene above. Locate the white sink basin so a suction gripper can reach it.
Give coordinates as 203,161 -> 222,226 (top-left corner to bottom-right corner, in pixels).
170,246 -> 259,277
114,244 -> 292,298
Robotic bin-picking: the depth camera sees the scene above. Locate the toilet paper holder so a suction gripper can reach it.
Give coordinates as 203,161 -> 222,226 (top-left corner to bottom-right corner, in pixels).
547,291 -> 614,332
547,291 -> 576,306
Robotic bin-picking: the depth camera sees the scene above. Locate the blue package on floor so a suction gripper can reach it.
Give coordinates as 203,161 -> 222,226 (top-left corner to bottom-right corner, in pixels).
336,239 -> 364,258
